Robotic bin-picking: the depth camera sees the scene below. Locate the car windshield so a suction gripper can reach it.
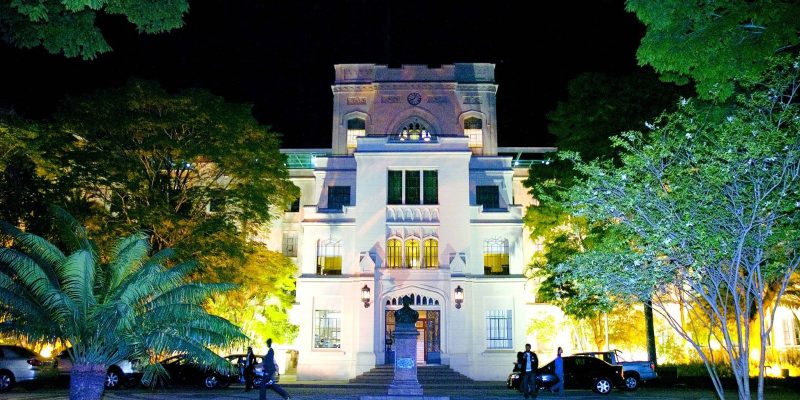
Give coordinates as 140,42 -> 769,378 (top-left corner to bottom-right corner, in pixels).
7,346 -> 37,357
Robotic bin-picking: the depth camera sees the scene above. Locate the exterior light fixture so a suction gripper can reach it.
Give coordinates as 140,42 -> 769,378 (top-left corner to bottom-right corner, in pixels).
361,285 -> 371,308
454,285 -> 464,309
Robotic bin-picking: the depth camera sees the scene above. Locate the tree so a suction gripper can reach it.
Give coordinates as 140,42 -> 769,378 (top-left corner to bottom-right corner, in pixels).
0,208 -> 246,400
525,70 -> 684,360
13,79 -> 299,343
555,59 -> 800,400
0,0 -> 189,59
626,0 -> 800,101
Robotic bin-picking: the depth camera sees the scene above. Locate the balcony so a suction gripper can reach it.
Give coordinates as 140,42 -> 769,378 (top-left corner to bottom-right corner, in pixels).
386,205 -> 440,223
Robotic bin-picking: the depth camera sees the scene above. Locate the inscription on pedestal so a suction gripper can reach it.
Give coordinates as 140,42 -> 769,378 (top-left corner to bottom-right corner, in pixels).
396,358 -> 414,369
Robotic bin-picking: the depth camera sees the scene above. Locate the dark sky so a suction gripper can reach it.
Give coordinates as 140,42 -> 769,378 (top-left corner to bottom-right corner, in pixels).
0,0 -> 644,149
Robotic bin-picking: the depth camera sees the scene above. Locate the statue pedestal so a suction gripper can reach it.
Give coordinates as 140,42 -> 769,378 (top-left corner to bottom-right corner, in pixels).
388,324 -> 422,396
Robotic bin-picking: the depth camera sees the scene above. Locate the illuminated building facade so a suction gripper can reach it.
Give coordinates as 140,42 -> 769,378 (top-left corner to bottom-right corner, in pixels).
266,64 -> 553,380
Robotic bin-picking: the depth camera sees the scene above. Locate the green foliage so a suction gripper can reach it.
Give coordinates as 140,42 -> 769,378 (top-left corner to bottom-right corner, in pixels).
626,0 -> 800,100
0,208 -> 246,397
0,0 -> 189,59
546,70 -> 689,161
558,57 -> 800,400
2,80 -> 300,349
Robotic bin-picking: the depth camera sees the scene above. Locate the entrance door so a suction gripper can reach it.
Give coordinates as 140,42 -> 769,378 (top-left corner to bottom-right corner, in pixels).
385,309 -> 440,364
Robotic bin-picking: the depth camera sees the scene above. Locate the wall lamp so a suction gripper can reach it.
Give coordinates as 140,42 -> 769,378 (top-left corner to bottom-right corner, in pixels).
454,285 -> 464,309
361,285 -> 371,308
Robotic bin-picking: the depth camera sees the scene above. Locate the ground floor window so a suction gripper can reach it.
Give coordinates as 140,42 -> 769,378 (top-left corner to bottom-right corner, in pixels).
486,309 -> 512,349
314,310 -> 341,348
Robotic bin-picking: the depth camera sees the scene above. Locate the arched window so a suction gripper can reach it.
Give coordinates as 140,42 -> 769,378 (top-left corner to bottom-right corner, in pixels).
317,240 -> 342,275
423,238 -> 439,269
387,238 -> 402,268
405,238 -> 421,269
464,117 -> 483,148
484,238 -> 509,275
397,120 -> 433,142
347,118 -> 366,149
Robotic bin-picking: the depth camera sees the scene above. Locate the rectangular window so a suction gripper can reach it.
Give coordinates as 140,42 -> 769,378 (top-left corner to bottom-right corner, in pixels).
405,170 -> 420,204
476,185 -> 500,209
387,170 -> 438,205
314,310 -> 341,349
347,118 -> 366,149
282,232 -> 298,257
327,186 -> 350,211
316,241 -> 342,275
286,197 -> 300,213
388,170 -> 403,205
423,171 -> 438,205
486,310 -> 513,349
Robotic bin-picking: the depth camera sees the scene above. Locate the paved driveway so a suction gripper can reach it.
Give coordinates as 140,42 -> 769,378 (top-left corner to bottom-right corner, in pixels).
0,385 -> 796,400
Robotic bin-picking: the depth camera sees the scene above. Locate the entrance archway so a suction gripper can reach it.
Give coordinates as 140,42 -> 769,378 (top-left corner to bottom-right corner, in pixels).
384,293 -> 441,365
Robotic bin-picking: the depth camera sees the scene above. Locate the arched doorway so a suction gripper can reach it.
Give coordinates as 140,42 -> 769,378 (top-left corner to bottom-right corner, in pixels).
384,293 -> 441,365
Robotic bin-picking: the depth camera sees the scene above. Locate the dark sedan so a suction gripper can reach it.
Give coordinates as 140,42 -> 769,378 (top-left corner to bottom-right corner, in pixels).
158,355 -> 234,389
507,355 -> 626,395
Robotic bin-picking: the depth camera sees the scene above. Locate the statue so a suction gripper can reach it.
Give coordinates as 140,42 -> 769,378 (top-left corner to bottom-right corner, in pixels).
394,295 -> 419,324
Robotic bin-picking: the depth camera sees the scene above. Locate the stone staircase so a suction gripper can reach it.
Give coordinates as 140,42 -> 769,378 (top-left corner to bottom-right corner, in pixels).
347,365 -> 499,390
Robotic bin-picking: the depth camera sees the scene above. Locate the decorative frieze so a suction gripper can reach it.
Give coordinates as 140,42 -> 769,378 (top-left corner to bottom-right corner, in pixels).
347,97 -> 367,105
426,95 -> 448,103
463,96 -> 482,104
386,205 -> 440,223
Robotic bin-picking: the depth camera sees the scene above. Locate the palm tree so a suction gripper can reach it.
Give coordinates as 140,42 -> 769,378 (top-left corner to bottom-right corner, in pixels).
0,209 -> 246,400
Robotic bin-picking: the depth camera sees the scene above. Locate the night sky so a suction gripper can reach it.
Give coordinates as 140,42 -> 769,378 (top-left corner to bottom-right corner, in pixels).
0,0 -> 644,149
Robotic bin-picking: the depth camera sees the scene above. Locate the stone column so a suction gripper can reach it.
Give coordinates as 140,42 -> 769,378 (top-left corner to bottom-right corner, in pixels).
388,297 -> 423,396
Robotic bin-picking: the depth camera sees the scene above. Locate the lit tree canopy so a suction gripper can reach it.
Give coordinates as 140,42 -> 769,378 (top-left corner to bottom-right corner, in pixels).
627,0 -> 800,100
555,59 -> 800,400
0,0 -> 189,59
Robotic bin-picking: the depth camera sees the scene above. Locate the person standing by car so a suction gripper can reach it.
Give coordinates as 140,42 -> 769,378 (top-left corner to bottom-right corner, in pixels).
551,347 -> 565,396
517,343 -> 538,399
260,338 -> 290,400
244,346 -> 256,392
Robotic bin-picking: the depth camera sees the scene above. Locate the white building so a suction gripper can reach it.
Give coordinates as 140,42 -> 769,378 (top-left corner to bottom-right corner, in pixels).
266,64 -> 554,381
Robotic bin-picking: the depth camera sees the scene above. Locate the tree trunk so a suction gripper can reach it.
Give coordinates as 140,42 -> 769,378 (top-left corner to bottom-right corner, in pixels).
645,300 -> 657,367
70,363 -> 106,400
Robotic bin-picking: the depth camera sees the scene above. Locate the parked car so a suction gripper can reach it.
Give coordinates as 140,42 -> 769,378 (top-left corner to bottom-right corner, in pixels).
158,355 -> 234,389
573,350 -> 657,389
224,353 -> 281,386
507,355 -> 625,395
0,345 -> 57,391
55,350 -> 141,389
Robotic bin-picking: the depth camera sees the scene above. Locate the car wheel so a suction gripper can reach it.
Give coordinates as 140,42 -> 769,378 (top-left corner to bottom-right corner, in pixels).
624,375 -> 639,390
0,371 -> 13,392
203,374 -> 219,389
593,377 -> 613,394
105,368 -> 122,389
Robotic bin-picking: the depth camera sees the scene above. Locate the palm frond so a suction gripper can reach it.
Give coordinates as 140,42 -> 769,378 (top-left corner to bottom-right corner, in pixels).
1,223 -> 66,283
107,234 -> 149,290
58,249 -> 97,317
147,283 -> 237,309
49,205 -> 96,256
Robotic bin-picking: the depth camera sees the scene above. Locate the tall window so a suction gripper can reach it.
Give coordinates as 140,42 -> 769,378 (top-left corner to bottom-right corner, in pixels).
464,117 -> 483,148
405,238 -> 421,269
327,186 -> 350,211
423,238 -> 439,268
314,310 -> 341,348
347,118 -> 366,149
317,240 -> 342,275
387,170 -> 438,205
484,238 -> 510,275
282,232 -> 298,257
387,238 -> 402,268
486,310 -> 513,349
476,185 -> 500,209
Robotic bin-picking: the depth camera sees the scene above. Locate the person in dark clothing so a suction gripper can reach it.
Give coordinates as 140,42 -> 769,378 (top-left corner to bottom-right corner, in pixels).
517,343 -> 539,399
244,346 -> 256,392
260,338 -> 291,400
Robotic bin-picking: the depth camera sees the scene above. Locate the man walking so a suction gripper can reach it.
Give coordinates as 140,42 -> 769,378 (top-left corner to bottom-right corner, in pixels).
551,346 -> 565,396
260,338 -> 291,400
244,346 -> 256,392
517,343 -> 538,399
